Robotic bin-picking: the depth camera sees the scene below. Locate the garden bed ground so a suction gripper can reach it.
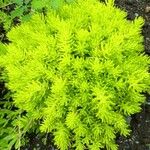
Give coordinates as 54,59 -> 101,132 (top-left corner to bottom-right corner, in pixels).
0,0 -> 150,150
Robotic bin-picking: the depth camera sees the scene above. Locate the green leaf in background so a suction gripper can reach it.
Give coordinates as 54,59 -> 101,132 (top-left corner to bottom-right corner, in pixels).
50,0 -> 64,10
22,14 -> 32,23
32,0 -> 49,10
0,11 -> 7,22
24,0 -> 31,5
13,0 -> 23,5
10,6 -> 24,19
0,0 -> 13,8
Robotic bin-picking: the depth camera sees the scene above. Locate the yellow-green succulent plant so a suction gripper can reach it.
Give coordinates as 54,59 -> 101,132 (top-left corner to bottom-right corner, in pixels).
0,0 -> 150,149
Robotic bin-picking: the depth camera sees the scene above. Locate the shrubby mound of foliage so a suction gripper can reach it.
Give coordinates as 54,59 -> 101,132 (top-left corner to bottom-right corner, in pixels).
0,0 -> 150,149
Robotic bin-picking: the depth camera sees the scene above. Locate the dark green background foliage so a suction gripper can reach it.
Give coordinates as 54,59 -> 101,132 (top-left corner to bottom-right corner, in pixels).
0,0 -> 75,32
0,0 -> 150,149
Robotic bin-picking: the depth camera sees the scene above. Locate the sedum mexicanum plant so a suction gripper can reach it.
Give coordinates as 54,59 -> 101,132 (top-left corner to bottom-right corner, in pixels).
0,0 -> 150,149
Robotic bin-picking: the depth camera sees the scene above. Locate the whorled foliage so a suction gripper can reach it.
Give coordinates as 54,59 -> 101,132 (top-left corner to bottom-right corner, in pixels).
0,0 -> 150,149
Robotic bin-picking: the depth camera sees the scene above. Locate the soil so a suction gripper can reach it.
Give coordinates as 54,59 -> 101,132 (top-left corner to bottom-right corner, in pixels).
0,0 -> 150,150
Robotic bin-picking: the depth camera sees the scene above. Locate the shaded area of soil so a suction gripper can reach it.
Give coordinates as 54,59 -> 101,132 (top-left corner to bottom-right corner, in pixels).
20,133 -> 57,150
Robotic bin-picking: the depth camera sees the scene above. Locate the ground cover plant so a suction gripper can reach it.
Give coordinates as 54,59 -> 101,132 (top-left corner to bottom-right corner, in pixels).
0,0 -> 150,149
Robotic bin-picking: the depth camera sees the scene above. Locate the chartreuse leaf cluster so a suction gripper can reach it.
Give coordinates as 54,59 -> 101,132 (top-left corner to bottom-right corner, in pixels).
0,0 -> 150,149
